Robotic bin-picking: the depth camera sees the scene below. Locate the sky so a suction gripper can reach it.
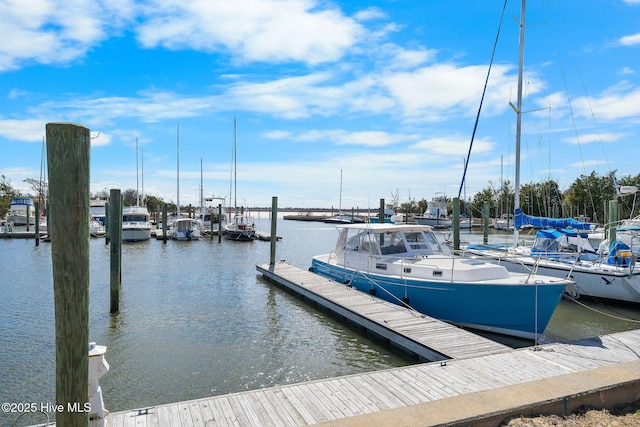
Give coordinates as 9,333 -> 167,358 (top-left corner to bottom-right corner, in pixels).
1,0 -> 640,210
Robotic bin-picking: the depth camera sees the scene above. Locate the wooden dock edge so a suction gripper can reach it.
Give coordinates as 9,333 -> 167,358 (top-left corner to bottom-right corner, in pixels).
257,263 -> 449,362
316,359 -> 640,427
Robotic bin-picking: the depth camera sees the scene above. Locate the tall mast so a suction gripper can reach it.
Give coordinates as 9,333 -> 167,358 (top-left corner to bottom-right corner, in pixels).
339,169 -> 343,214
141,146 -> 144,206
511,0 -> 526,245
136,137 -> 140,205
177,123 -> 180,216
234,117 -> 237,211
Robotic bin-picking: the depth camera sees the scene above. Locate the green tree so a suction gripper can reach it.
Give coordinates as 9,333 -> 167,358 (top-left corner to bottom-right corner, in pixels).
0,175 -> 20,218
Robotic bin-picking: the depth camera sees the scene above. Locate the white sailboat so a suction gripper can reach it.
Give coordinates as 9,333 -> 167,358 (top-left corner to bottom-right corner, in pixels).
465,0 -> 640,304
169,123 -> 201,241
223,118 -> 256,241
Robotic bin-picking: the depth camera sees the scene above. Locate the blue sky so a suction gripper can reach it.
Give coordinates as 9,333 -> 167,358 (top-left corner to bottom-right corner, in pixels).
1,0 -> 639,209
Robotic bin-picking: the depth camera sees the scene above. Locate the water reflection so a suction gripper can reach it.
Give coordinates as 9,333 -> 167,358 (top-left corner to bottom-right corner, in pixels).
1,219 -> 638,424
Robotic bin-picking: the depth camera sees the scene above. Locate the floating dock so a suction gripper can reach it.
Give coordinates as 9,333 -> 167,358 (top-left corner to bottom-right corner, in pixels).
257,262 -> 510,360
36,263 -> 640,426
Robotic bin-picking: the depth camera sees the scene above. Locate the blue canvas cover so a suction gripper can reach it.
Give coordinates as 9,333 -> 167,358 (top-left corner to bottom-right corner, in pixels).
514,208 -> 596,230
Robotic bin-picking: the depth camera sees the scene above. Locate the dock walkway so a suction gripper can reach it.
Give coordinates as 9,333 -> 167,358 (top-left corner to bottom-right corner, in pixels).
36,263 -> 640,426
257,262 -> 510,361
97,330 -> 640,427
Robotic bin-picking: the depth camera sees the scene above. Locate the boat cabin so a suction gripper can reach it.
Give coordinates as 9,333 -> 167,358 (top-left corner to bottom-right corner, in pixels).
335,224 -> 450,257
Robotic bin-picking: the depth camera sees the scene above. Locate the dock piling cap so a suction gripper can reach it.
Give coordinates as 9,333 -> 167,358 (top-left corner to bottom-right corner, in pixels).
89,342 -> 107,357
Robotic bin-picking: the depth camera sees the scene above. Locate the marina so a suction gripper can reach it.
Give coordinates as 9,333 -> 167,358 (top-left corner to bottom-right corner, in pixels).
2,218 -> 640,426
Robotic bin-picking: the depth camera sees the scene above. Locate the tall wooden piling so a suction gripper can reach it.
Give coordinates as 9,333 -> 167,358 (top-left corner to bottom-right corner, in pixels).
452,197 -> 460,252
46,122 -> 91,427
218,204 -> 222,243
162,204 -> 168,243
483,201 -> 489,243
378,198 -> 385,224
270,197 -> 278,265
609,200 -> 618,243
105,202 -> 109,245
34,201 -> 40,246
109,189 -> 122,313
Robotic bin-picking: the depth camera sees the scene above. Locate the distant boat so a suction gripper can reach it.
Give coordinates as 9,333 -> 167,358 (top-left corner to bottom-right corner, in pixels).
323,215 -> 364,224
122,206 -> 152,242
90,199 -> 106,237
170,217 -> 201,241
200,197 -> 227,236
414,195 -> 451,229
311,223 -> 574,339
7,197 -> 36,226
223,118 -> 256,241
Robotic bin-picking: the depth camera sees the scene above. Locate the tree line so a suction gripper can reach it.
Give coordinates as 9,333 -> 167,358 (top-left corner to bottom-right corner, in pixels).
391,171 -> 640,226
3,171 -> 640,226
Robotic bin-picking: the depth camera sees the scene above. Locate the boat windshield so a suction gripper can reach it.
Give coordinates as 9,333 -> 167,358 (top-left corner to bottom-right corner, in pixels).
123,215 -> 148,222
337,227 -> 448,256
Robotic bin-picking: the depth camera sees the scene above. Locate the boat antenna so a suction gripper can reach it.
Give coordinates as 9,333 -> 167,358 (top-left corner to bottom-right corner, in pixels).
458,0 -> 509,199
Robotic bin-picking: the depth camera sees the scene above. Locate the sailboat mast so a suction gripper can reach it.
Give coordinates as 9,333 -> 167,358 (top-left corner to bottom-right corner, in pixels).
513,0 -> 526,244
136,137 -> 140,206
141,146 -> 144,206
339,169 -> 343,213
177,123 -> 180,216
234,117 -> 237,212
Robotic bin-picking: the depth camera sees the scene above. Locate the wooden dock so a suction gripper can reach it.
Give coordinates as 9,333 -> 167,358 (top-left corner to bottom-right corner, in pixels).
78,330 -> 640,427
257,262 -> 510,361
33,263 -> 640,426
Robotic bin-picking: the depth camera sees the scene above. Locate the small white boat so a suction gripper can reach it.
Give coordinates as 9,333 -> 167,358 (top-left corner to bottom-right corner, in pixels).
312,223 -> 574,340
171,218 -> 201,241
414,195 -> 451,229
122,206 -> 152,242
90,199 -> 106,237
7,197 -> 36,226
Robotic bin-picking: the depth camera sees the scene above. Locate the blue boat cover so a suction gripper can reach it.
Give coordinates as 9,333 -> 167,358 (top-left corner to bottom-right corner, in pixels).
514,208 -> 595,230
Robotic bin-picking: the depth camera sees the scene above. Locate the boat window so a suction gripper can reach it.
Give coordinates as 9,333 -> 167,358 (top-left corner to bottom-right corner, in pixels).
344,231 -> 380,254
532,238 -> 559,253
123,215 -> 148,222
380,232 -> 407,255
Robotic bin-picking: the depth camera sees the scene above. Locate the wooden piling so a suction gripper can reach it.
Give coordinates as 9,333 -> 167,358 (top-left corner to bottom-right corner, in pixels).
34,201 -> 40,246
483,201 -> 489,243
378,198 -> 385,224
218,204 -> 222,243
46,122 -> 91,427
270,197 -> 278,265
162,204 -> 168,243
109,189 -> 122,313
609,200 -> 618,243
452,197 -> 460,252
104,202 -> 109,245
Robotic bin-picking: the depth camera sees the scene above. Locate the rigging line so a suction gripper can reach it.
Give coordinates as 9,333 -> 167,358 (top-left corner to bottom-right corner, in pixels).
567,296 -> 640,324
545,1 -> 598,218
458,0 -> 509,199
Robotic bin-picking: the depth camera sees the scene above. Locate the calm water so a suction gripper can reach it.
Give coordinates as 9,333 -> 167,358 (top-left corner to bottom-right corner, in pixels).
1,219 -> 639,425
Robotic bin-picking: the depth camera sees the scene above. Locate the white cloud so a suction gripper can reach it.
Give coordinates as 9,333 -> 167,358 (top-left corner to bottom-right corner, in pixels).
561,132 -> 624,145
618,33 -> 640,46
0,0 -> 130,71
136,0 -> 364,65
0,118 -> 45,142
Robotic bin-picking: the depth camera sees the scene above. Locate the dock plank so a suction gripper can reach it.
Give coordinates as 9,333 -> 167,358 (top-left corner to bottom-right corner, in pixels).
92,329 -> 640,427
257,262 -> 510,361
